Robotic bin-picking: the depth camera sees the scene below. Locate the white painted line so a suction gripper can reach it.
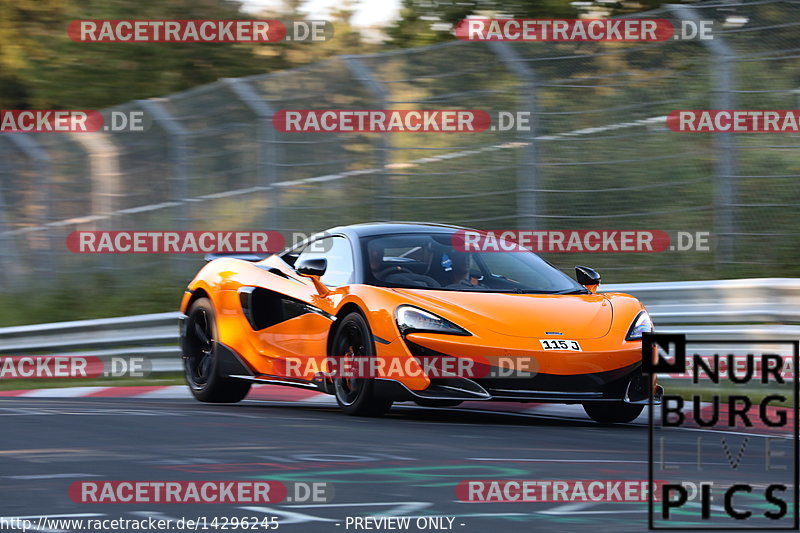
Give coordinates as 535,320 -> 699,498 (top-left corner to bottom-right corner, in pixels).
539,502 -> 642,515
21,387 -> 111,398
283,501 -> 431,509
0,514 -> 104,521
6,473 -> 101,480
298,395 -> 337,405
524,404 -> 588,417
135,385 -> 192,399
671,425 -> 793,440
469,457 -> 651,464
238,506 -> 338,524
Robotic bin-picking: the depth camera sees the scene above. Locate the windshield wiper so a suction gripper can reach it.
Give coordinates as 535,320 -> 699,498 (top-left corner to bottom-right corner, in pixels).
554,289 -> 591,294
507,288 -> 589,294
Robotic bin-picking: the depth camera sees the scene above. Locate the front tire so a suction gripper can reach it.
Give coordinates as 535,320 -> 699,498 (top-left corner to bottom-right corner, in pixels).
183,297 -> 251,403
331,312 -> 393,417
583,401 -> 644,424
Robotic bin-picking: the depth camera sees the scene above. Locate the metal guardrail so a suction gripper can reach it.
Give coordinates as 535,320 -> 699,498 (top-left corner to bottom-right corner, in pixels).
0,278 -> 798,374
604,277 -> 800,325
0,312 -> 182,373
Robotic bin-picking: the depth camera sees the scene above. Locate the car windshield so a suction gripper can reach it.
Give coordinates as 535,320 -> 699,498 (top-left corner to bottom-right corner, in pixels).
362,233 -> 586,294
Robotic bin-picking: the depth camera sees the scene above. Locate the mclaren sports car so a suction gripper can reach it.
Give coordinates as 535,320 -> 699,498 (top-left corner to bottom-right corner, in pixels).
179,223 -> 662,422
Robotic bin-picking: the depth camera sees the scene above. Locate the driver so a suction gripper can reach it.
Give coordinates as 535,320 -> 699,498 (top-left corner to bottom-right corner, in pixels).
445,251 -> 482,289
368,245 -> 384,276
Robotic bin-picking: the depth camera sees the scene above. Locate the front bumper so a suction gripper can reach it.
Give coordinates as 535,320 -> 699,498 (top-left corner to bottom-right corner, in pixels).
374,364 -> 663,405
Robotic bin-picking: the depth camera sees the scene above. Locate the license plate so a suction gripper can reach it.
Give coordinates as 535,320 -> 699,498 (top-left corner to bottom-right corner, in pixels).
539,339 -> 582,351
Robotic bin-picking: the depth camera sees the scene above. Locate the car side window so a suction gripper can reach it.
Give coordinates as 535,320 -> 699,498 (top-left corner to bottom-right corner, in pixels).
295,236 -> 354,287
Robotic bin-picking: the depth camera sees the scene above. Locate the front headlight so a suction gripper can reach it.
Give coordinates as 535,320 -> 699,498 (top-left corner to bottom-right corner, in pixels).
626,310 -> 653,340
395,305 -> 471,336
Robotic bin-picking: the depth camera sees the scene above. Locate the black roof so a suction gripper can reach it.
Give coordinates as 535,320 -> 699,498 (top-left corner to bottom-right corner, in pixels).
332,222 -> 471,238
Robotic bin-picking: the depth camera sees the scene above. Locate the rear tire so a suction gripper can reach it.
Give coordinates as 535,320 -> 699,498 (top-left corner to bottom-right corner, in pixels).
183,297 -> 251,403
583,402 -> 644,424
331,312 -> 393,417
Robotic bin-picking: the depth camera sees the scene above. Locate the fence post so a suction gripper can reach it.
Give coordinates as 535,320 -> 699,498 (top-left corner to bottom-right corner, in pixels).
70,132 -> 123,273
137,99 -> 190,276
136,99 -> 190,232
70,133 -> 121,230
343,56 -> 392,222
488,41 -> 540,230
668,3 -> 736,266
0,140 -> 21,288
222,77 -> 281,230
4,134 -> 54,276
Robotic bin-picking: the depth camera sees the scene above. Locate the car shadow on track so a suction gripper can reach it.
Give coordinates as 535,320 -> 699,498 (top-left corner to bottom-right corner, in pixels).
233,399 -> 646,430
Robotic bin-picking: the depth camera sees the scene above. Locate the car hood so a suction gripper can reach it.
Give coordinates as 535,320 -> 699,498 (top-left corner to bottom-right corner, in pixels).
393,289 -> 614,339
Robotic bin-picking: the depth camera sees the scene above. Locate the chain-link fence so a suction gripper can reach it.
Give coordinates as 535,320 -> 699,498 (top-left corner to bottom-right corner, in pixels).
1,0 -> 799,292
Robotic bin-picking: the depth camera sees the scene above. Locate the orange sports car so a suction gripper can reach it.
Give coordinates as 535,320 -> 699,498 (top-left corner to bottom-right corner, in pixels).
179,223 -> 662,422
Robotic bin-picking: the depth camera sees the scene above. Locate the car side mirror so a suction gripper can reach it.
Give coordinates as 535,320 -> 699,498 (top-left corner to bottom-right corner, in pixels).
575,266 -> 601,293
296,257 -> 327,277
296,257 -> 329,295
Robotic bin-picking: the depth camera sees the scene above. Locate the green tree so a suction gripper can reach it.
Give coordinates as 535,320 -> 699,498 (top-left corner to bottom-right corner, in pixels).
271,0 -> 374,67
0,0 -> 368,109
0,0 -> 71,107
386,0 -> 677,48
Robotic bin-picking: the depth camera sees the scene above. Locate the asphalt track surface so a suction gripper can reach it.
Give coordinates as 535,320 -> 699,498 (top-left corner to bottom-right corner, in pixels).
0,394 -> 795,533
